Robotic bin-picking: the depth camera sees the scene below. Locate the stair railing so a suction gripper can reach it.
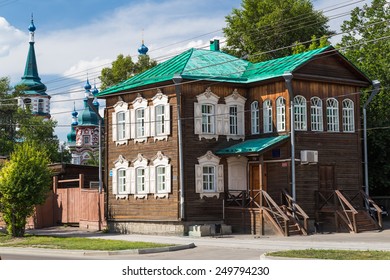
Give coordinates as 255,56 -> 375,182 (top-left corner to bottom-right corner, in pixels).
281,189 -> 309,234
335,190 -> 358,233
261,190 -> 289,236
359,190 -> 383,229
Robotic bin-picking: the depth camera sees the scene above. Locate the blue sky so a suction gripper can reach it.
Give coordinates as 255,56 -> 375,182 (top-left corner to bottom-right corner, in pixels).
0,0 -> 370,143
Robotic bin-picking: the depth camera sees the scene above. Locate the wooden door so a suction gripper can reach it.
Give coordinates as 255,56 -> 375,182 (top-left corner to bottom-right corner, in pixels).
319,165 -> 335,192
249,163 -> 263,207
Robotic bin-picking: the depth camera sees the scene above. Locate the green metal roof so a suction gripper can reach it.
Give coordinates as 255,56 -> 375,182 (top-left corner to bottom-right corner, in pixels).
216,135 -> 290,155
98,46 -> 331,97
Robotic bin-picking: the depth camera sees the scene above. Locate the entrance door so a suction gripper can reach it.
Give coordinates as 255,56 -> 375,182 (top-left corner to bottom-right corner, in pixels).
319,165 -> 335,192
249,163 -> 264,207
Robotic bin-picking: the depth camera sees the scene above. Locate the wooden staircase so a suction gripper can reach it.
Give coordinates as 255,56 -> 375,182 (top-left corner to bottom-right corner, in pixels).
262,190 -> 308,236
317,189 -> 383,233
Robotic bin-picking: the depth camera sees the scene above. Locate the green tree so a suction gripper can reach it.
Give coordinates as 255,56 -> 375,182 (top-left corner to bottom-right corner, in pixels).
223,0 -> 333,62
292,35 -> 330,54
338,0 -> 390,195
100,54 -> 157,90
0,142 -> 52,237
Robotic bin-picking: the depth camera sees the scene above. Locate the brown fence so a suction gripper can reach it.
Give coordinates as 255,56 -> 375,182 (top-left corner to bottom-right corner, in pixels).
25,174 -> 106,230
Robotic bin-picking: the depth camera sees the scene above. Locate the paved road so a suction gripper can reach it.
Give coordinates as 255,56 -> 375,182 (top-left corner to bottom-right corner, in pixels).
1,222 -> 390,260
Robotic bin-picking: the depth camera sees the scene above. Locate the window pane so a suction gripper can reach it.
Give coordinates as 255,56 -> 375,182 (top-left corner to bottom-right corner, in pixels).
136,109 -> 145,137
276,98 -> 286,132
202,166 -> 215,192
310,97 -> 323,131
229,105 -> 238,135
294,96 -> 307,131
136,168 -> 145,193
251,101 -> 259,134
117,112 -> 126,140
263,100 -> 272,133
327,98 -> 339,132
342,99 -> 354,132
156,166 -> 166,192
201,104 -> 214,134
118,169 -> 126,193
155,105 -> 165,135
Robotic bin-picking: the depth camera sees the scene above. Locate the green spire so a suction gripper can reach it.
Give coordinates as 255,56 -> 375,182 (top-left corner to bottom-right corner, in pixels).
19,16 -> 47,96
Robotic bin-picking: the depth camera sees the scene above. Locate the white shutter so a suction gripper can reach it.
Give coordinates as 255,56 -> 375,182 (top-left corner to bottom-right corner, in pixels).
145,107 -> 150,137
125,110 -> 131,140
150,104 -> 155,137
125,168 -> 131,194
129,167 -> 135,194
194,103 -> 202,135
144,166 -> 150,193
238,104 -> 245,137
149,166 -> 156,194
216,104 -> 224,135
223,105 -> 230,135
130,109 -> 135,139
217,164 -> 224,193
112,112 -> 117,142
165,164 -> 172,193
164,104 -> 171,136
195,164 -> 203,193
112,168 -> 118,195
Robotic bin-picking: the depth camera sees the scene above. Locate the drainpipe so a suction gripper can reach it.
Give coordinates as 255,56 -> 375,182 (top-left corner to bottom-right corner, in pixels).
363,80 -> 381,197
173,74 -> 185,221
283,72 -> 296,202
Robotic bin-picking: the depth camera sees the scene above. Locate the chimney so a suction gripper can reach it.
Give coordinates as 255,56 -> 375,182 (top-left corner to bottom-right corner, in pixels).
210,39 -> 220,51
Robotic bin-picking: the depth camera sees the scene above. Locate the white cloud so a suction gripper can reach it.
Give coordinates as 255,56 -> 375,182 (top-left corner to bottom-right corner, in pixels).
0,17 -> 25,57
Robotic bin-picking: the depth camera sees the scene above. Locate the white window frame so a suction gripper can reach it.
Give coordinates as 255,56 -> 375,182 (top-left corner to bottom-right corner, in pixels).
194,88 -> 220,140
112,155 -> 131,199
342,99 -> 354,132
112,101 -> 130,145
117,168 -> 127,194
326,98 -> 339,132
310,97 -> 323,132
225,89 -> 246,140
150,151 -> 171,199
195,151 -> 224,198
294,95 -> 307,131
131,95 -> 149,143
251,101 -> 260,134
150,89 -> 170,141
132,153 -> 149,199
276,97 -> 286,132
117,111 -> 126,141
263,99 -> 273,133
202,104 -> 215,134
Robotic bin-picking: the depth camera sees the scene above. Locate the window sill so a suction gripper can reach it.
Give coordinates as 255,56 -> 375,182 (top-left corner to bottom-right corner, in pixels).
134,194 -> 148,199
115,194 -> 129,200
199,192 -> 220,199
154,193 -> 169,199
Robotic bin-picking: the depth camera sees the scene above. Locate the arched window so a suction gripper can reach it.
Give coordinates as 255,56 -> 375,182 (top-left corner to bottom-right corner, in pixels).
294,95 -> 307,131
276,97 -> 286,132
251,101 -> 259,134
24,98 -> 32,111
342,99 -> 354,132
326,98 -> 339,132
263,99 -> 273,133
38,99 -> 44,113
310,97 -> 323,131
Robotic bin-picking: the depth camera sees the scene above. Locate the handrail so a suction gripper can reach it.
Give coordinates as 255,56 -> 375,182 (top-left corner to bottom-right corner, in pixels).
281,189 -> 309,233
360,190 -> 383,229
335,190 -> 358,233
261,190 -> 289,236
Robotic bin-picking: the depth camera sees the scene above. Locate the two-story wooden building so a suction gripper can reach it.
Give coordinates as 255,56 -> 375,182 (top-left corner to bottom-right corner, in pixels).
97,41 -> 381,236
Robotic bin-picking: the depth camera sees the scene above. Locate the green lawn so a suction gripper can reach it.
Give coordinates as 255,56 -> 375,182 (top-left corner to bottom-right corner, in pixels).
0,233 -> 172,251
267,249 -> 390,260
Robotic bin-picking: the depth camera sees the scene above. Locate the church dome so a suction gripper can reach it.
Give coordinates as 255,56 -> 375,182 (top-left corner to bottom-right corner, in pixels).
138,41 -> 149,55
78,98 -> 98,126
28,18 -> 36,32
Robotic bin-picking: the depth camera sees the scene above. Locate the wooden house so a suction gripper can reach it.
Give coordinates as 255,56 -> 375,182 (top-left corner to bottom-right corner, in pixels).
97,41 -> 383,236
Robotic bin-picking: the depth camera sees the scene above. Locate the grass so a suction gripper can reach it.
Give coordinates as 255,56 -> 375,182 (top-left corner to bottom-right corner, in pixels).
267,249 -> 390,260
0,232 -> 171,251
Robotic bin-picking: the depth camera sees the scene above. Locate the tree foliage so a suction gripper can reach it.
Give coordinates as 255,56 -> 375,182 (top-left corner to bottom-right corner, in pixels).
338,0 -> 390,195
0,142 -> 52,237
100,54 -> 157,90
223,0 -> 333,62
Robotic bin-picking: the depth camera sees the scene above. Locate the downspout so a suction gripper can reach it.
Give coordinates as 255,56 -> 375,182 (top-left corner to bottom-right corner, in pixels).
173,74 -> 185,221
363,80 -> 381,196
283,72 -> 296,201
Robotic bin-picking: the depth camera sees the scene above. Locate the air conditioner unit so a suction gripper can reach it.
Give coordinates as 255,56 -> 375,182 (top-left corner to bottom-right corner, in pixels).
300,150 -> 318,164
